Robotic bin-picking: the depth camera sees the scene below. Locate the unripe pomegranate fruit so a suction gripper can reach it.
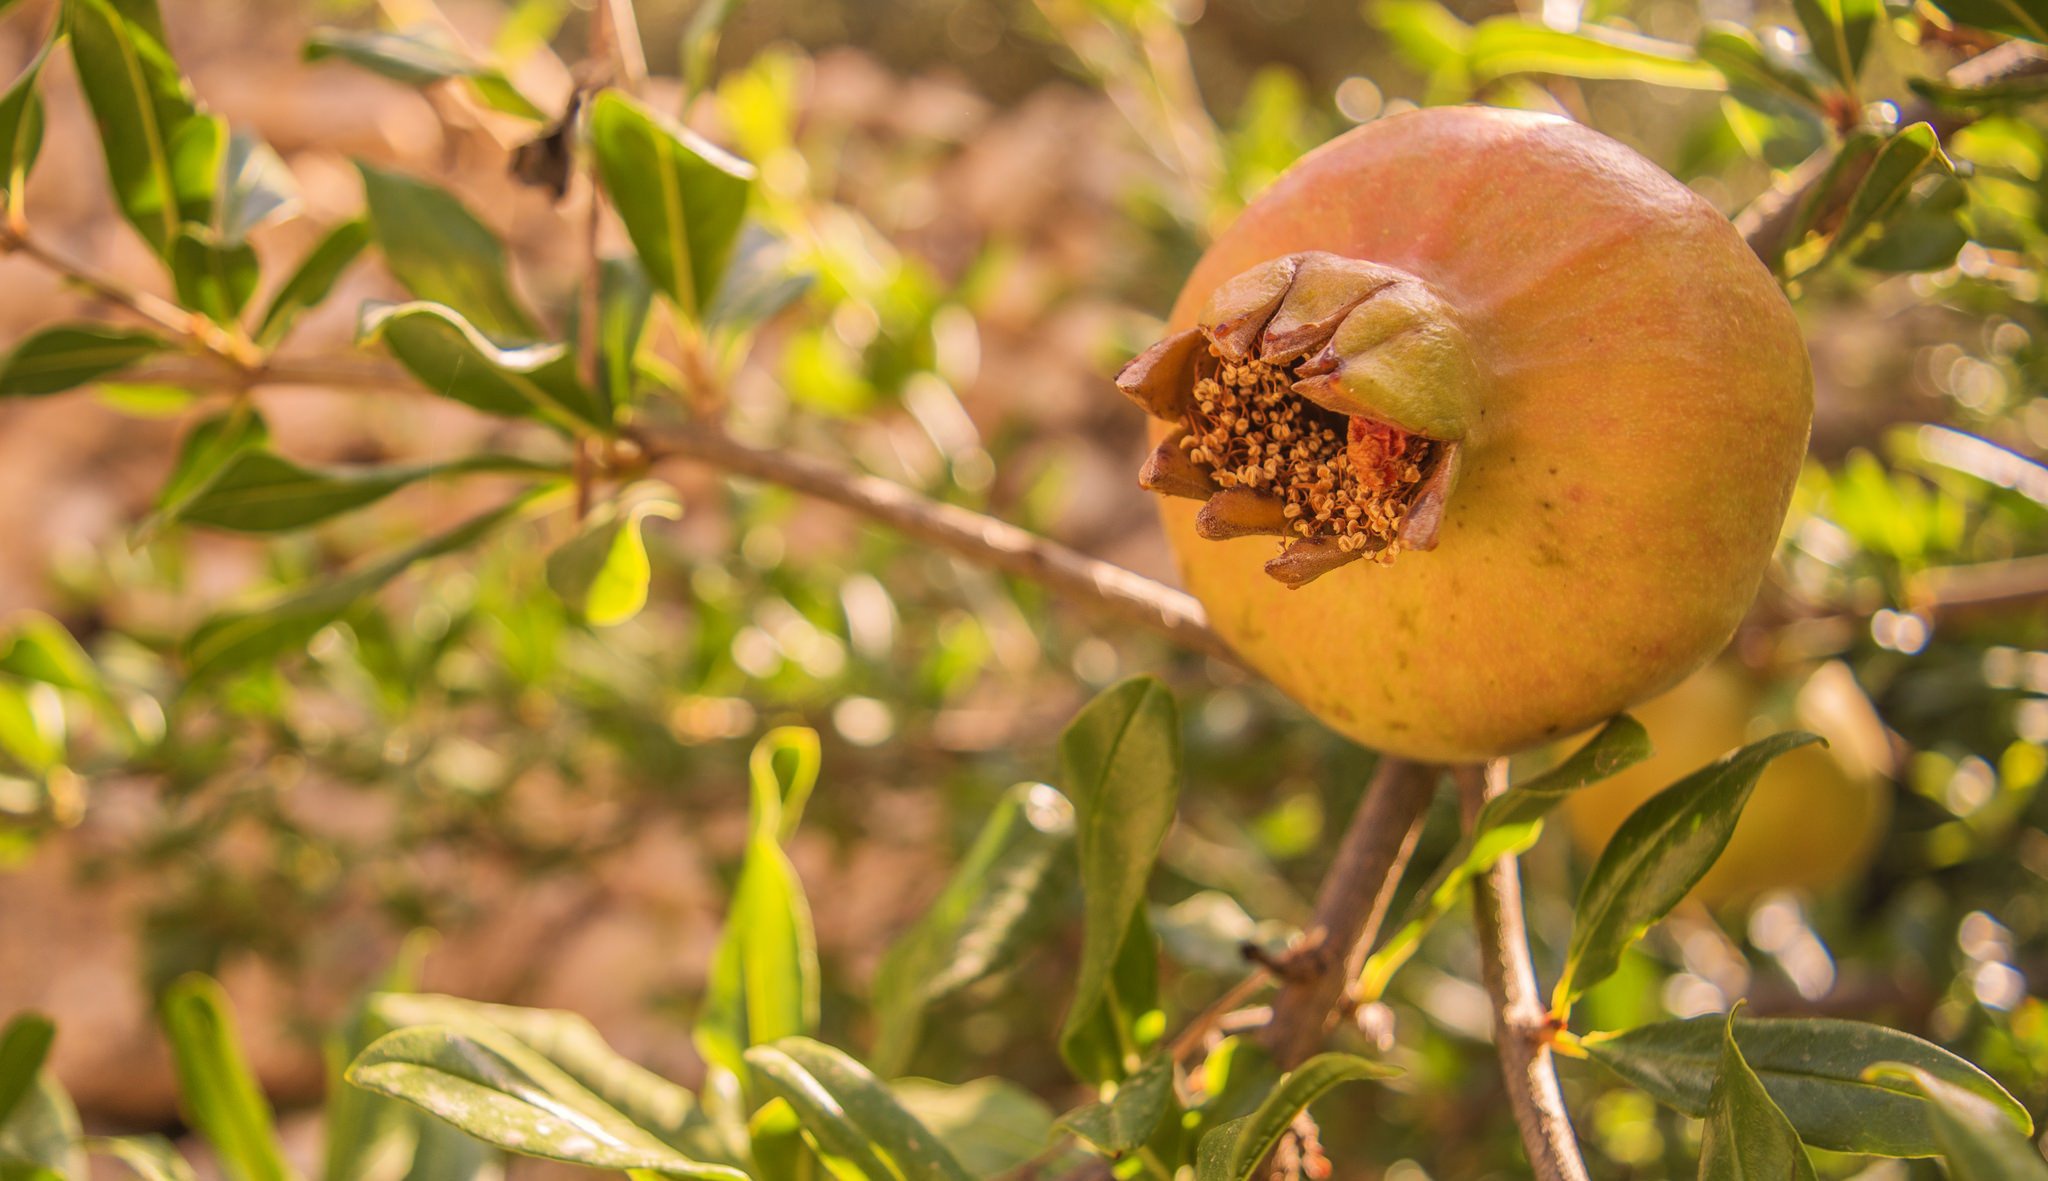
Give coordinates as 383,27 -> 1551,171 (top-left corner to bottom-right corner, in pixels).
1560,661 -> 1892,905
1119,107 -> 1812,761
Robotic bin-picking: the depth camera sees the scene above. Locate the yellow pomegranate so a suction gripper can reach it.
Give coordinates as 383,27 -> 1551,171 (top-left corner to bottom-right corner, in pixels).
1560,661 -> 1893,904
1117,106 -> 1812,761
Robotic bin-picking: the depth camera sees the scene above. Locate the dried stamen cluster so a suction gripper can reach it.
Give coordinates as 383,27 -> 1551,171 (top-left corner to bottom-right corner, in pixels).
1181,347 -> 1434,560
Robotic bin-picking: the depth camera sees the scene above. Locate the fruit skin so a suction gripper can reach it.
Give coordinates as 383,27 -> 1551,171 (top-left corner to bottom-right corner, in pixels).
1559,661 -> 1892,905
1153,106 -> 1812,761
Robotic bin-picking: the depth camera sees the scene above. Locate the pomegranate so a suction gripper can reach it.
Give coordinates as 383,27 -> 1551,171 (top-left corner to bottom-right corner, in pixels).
1119,107 -> 1812,762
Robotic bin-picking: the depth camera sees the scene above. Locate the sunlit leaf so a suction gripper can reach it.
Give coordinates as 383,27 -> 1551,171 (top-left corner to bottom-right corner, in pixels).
1791,0 -> 1881,89
744,1038 -> 971,1181
0,325 -> 166,398
1057,678 -> 1180,1084
1585,1015 -> 2032,1157
588,90 -> 755,318
1695,24 -> 1825,114
1821,123 -> 1953,267
304,27 -> 545,120
159,975 -> 296,1181
214,132 -> 299,243
544,484 -> 680,626
0,1071 -> 81,1181
0,32 -> 56,204
360,301 -> 606,431
83,1137 -> 198,1181
169,227 -> 259,325
65,0 -> 214,256
1864,1063 -> 2048,1178
1467,18 -> 1724,88
357,164 -> 537,339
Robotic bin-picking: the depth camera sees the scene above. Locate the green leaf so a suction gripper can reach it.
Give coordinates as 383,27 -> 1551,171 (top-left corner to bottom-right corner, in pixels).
544,485 -> 679,626
1851,184 -> 1970,273
169,227 -> 258,325
1864,1063 -> 2048,1179
703,228 -> 813,333
588,90 -> 755,318
360,301 -> 606,431
1925,0 -> 2048,42
870,782 -> 1076,1076
0,33 -> 56,204
596,255 -> 653,407
365,994 -> 698,1145
1699,1009 -> 1817,1181
304,28 -> 544,121
744,1038 -> 972,1181
1194,1053 -> 1401,1181
347,1025 -> 743,1180
1362,716 -> 1646,1000
1791,0 -> 1880,89
1057,678 -> 1181,1084
356,163 -> 537,339
65,0 -> 213,256
1911,71 -> 2048,111
0,1016 -> 54,1130
694,729 -> 823,1077
83,1137 -> 198,1181
1554,731 -> 1821,1008
1054,1053 -> 1176,1157
1585,1015 -> 2033,1157
396,1116 -> 492,1181
183,490 -> 548,679
0,681 -> 61,775
1467,18 -> 1724,88
1822,123 -> 1953,266
0,1072 -> 82,1181
1696,24 -> 1825,114
0,325 -> 166,398
148,404 -> 269,533
173,450 -> 559,533
214,132 -> 299,243
254,218 -> 371,348
890,1079 -> 1056,1178
321,935 -> 431,1181
158,975 -> 296,1181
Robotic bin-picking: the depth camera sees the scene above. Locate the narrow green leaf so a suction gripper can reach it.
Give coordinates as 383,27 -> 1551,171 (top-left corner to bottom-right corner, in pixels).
0,325 -> 166,398
1864,1063 -> 2048,1179
1555,731 -> 1821,1008
1054,1053 -> 1176,1157
1362,716 -> 1647,1000
174,450 -> 558,533
305,28 -> 544,121
214,132 -> 299,243
0,619 -> 96,695
360,301 -> 606,431
1791,0 -> 1881,89
365,994 -> 698,1145
694,729 -> 822,1076
1699,1009 -> 1817,1181
1911,72 -> 2048,111
1467,18 -> 1724,88
1823,123 -> 1952,266
183,490 -> 548,679
0,1072 -> 82,1181
169,227 -> 258,325
744,1038 -> 971,1181
254,219 -> 370,348
0,1016 -> 54,1130
65,0 -> 212,256
1585,1015 -> 2033,1157
1194,1054 -> 1401,1181
588,90 -> 754,317
321,934 -> 432,1181
1925,0 -> 2048,42
544,485 -> 679,626
356,163 -> 537,339
1057,678 -> 1180,1084
871,782 -> 1076,1076
703,228 -> 813,333
158,975 -> 296,1181
148,404 -> 268,533
1696,24 -> 1824,114
891,1079 -> 1057,1178
0,33 -> 56,203
347,1026 -> 743,1180
0,680 -> 61,775
83,1137 -> 198,1181
396,1116 -> 492,1181
597,255 -> 652,408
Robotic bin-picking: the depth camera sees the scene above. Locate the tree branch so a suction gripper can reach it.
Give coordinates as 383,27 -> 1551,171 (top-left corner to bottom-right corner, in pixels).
631,422 -> 1233,661
1457,761 -> 1589,1181
1258,757 -> 1439,1068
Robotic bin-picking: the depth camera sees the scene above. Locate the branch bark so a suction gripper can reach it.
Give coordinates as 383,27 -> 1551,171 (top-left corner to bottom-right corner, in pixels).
1258,757 -> 1439,1068
1458,761 -> 1589,1181
633,423 -> 1233,662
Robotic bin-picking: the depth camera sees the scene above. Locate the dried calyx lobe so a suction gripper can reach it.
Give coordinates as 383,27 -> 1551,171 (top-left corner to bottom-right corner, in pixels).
1117,251 -> 1475,588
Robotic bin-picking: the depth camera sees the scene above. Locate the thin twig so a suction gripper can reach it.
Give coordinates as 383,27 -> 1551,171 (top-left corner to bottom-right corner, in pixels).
1258,758 -> 1439,1068
1168,967 -> 1271,1063
1457,762 -> 1589,1181
0,227 -> 250,365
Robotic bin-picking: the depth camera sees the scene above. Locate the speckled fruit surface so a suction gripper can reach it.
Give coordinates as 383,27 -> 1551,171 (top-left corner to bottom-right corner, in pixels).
1153,106 -> 1812,761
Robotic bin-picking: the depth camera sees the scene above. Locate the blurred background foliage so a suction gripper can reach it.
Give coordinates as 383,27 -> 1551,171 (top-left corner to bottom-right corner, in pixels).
0,0 -> 2043,1175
